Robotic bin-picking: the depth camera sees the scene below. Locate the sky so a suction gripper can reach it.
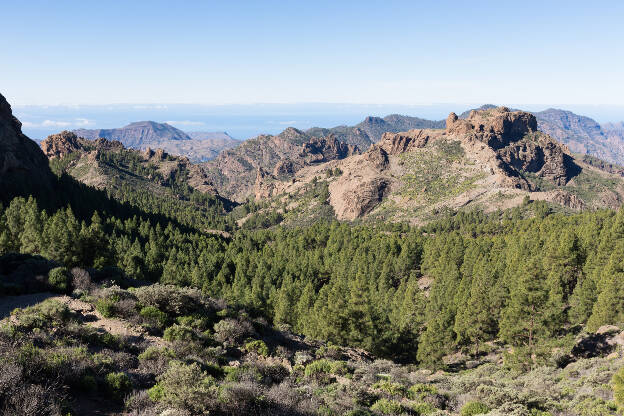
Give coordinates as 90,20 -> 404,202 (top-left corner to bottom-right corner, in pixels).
2,0 -> 624,107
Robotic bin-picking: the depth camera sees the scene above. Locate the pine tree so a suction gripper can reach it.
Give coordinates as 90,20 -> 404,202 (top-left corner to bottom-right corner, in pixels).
499,256 -> 551,358
454,257 -> 497,354
587,240 -> 624,330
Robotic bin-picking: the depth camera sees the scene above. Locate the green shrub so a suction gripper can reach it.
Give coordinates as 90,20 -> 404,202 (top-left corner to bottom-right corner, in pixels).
163,324 -> 195,342
305,359 -> 336,377
370,398 -> 403,415
613,366 -> 624,411
244,339 -> 269,357
80,374 -> 98,393
48,267 -> 70,293
461,401 -> 490,416
224,364 -> 262,382
372,380 -> 407,397
13,299 -> 70,329
105,372 -> 132,400
138,346 -> 176,361
96,298 -> 117,318
139,306 -> 169,328
148,361 -> 216,413
411,402 -> 436,415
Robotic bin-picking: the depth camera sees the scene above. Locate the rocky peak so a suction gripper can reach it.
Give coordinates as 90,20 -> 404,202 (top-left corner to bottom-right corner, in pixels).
376,129 -> 436,155
446,106 -> 538,149
40,131 -> 85,159
300,135 -> 359,161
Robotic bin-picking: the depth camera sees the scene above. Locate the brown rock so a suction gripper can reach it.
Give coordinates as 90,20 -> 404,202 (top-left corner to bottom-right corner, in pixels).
447,106 -> 538,149
40,131 -> 85,158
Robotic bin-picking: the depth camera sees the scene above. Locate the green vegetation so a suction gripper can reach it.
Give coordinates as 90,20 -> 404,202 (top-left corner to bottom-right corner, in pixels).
397,139 -> 485,204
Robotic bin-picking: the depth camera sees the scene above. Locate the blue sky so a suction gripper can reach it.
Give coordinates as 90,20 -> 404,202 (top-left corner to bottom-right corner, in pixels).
2,0 -> 623,106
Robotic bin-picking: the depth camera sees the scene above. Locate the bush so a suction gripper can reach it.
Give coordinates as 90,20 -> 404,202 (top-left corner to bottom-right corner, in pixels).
613,366 -> 624,411
13,299 -> 70,329
105,372 -> 132,401
138,346 -> 176,361
163,324 -> 196,342
304,359 -> 348,379
408,383 -> 438,398
140,306 -> 169,329
48,267 -> 70,293
370,398 -> 403,415
461,401 -> 490,416
96,298 -> 117,318
148,361 -> 217,413
135,284 -> 205,316
411,401 -> 436,415
244,340 -> 269,357
213,318 -> 252,345
372,379 -> 406,397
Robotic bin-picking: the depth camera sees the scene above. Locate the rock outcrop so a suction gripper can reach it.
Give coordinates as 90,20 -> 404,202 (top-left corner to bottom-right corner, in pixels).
300,135 -> 358,162
40,131 -> 85,158
446,107 -> 538,149
0,93 -> 55,201
330,177 -> 389,220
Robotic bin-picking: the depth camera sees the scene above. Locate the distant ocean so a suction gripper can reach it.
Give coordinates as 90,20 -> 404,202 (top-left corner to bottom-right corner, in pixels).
13,103 -> 624,142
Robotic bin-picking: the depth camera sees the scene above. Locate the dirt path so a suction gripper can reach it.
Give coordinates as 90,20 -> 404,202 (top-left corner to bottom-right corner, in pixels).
0,293 -> 165,348
56,295 -> 165,348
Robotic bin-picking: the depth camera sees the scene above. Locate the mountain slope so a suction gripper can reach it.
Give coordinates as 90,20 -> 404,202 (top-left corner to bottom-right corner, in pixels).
253,107 -> 624,225
533,108 -> 624,165
0,93 -> 56,203
40,131 -> 233,230
202,128 -> 357,202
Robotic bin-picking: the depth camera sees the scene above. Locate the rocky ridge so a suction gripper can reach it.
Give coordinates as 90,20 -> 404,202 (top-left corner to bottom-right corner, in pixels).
40,131 -> 219,195
204,128 -> 359,202
252,107 -> 624,223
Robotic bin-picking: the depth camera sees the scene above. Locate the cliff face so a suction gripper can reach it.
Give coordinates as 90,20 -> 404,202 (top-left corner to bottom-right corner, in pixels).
0,93 -> 55,201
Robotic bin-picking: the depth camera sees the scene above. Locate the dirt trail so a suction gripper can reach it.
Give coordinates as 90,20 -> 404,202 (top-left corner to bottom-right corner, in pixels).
0,293 -> 165,348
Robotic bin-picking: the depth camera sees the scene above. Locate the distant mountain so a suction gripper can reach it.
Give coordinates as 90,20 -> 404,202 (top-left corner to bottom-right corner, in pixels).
157,132 -> 240,163
73,123 -> 240,162
186,131 -> 234,141
534,109 -> 624,165
74,121 -> 191,148
306,114 -> 445,149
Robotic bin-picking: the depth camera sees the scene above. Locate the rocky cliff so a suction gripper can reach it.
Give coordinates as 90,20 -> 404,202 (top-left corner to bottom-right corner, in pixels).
0,93 -> 55,201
